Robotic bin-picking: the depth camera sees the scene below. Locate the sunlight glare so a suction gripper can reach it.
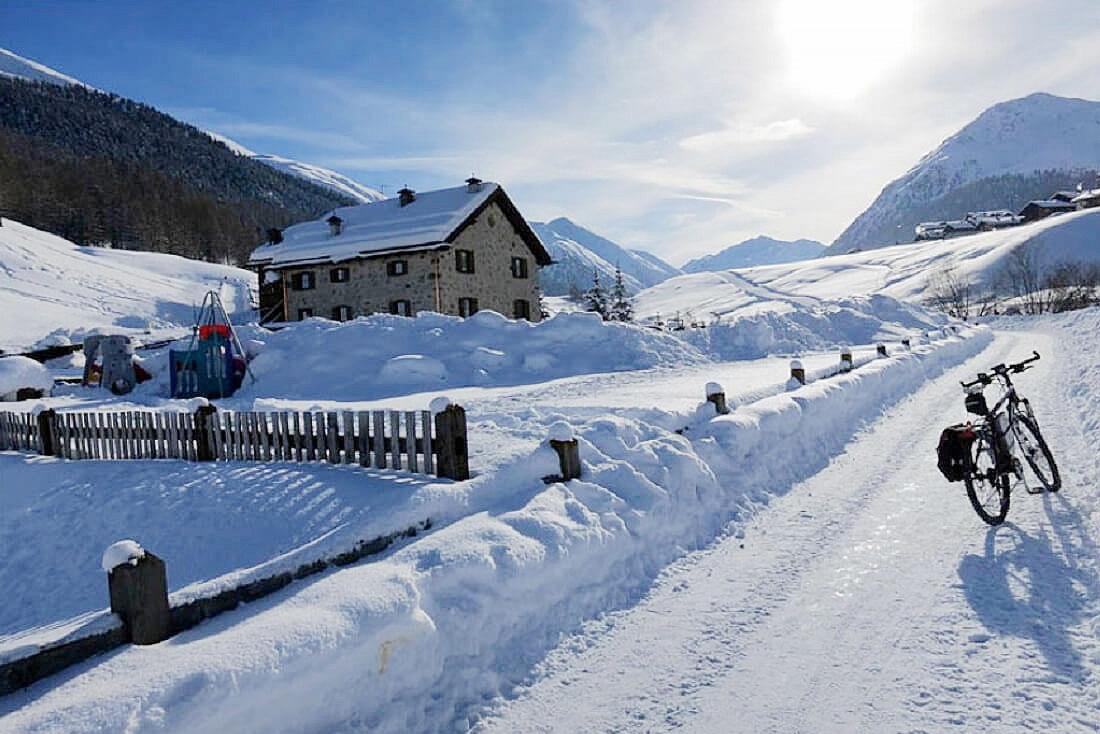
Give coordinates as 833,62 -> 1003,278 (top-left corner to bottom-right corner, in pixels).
775,0 -> 916,100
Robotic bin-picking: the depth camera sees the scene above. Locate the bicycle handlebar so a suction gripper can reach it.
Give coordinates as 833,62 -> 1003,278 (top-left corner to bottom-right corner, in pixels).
961,351 -> 1040,389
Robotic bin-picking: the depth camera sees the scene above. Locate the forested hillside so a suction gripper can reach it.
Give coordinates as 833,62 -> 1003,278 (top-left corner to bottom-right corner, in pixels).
0,77 -> 353,263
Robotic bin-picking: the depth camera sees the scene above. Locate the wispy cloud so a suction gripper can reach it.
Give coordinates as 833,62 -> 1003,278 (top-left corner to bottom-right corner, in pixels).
679,119 -> 816,154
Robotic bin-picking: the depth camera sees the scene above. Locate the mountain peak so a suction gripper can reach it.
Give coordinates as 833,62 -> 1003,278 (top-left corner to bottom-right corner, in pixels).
831,92 -> 1100,253
683,236 -> 825,273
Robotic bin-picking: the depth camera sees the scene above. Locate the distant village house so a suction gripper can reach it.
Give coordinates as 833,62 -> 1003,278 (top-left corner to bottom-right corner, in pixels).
1018,199 -> 1077,222
249,179 -> 552,324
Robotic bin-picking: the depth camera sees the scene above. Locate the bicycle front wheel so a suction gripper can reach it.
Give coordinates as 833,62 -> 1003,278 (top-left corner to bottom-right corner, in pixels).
1013,414 -> 1061,492
964,430 -> 1010,525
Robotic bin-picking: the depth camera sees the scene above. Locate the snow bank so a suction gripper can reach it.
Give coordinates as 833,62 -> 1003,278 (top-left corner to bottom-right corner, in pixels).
0,328 -> 993,733
0,355 -> 53,399
671,294 -> 948,361
218,311 -> 709,402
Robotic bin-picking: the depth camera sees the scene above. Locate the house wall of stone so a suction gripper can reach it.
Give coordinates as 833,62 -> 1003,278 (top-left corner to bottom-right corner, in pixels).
276,199 -> 542,322
439,200 -> 542,320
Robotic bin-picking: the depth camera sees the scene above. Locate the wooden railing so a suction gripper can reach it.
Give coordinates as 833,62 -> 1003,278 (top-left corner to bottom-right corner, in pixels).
0,405 -> 469,480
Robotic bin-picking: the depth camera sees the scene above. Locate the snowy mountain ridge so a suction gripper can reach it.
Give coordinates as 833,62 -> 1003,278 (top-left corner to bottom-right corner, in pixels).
682,235 -> 825,272
531,217 -> 681,296
0,46 -> 384,206
0,47 -> 87,88
831,92 -> 1100,253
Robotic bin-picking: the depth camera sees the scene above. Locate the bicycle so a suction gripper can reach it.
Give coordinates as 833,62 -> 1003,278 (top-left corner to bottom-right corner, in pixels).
938,351 -> 1061,525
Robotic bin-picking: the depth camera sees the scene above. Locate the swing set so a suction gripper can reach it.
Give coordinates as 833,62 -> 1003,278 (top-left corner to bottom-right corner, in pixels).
169,291 -> 255,399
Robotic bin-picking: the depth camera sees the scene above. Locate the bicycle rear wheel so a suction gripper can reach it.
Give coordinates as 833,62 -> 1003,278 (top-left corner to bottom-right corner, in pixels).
1013,414 -> 1061,492
964,429 -> 1010,525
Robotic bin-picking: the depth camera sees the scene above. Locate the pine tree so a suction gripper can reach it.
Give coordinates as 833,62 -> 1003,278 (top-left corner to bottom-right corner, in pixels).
609,264 -> 634,322
584,269 -> 609,319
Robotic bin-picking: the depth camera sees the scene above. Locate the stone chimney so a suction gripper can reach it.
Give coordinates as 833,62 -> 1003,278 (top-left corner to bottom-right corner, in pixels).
465,177 -> 483,193
326,215 -> 343,236
398,187 -> 416,207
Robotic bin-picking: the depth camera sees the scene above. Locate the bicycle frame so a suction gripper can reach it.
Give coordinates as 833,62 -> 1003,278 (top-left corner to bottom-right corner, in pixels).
973,375 -> 1023,473
963,349 -> 1038,481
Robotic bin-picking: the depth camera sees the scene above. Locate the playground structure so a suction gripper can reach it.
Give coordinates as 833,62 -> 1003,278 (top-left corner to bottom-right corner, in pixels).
82,335 -> 151,395
169,291 -> 254,399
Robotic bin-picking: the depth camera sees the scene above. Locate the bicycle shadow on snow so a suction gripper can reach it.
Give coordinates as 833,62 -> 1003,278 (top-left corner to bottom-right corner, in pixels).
956,493 -> 1099,681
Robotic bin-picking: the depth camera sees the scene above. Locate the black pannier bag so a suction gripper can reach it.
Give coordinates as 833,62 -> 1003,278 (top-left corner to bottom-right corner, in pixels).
964,391 -> 988,416
937,424 -> 975,482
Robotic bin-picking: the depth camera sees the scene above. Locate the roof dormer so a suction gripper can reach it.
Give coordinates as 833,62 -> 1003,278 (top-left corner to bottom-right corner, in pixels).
398,187 -> 416,207
327,215 -> 343,236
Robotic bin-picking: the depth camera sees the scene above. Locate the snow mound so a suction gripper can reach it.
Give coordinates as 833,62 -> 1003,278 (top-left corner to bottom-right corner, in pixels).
0,356 -> 53,398
230,311 -> 709,401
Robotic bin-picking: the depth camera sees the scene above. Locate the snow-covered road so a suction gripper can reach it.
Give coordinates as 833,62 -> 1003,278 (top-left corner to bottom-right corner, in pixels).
474,329 -> 1100,733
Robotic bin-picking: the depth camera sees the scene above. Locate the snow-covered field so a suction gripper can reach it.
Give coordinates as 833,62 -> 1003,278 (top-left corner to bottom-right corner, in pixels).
0,218 -> 254,354
2,216 -> 1099,733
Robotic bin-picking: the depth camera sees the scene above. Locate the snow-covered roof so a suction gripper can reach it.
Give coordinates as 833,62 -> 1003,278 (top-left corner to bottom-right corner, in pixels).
1071,188 -> 1100,203
1024,199 -> 1077,209
249,182 -> 549,269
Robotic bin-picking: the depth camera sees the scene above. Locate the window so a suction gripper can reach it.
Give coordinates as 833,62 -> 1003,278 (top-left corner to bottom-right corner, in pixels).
291,271 -> 315,290
331,305 -> 352,321
297,308 -> 313,320
458,297 -> 479,317
330,267 -> 349,283
389,299 -> 411,316
513,299 -> 531,320
510,256 -> 528,279
455,249 -> 475,273
386,260 -> 408,276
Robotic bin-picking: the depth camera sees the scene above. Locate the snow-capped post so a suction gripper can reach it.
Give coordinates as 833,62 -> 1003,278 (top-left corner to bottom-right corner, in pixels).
876,344 -> 887,358
705,382 -> 730,415
789,359 -> 805,385
548,422 -> 581,481
35,408 -> 58,456
103,541 -> 170,646
193,403 -> 218,461
840,348 -> 853,373
432,398 -> 469,481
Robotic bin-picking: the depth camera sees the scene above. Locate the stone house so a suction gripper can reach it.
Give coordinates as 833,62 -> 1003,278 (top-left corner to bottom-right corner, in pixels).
249,179 -> 552,323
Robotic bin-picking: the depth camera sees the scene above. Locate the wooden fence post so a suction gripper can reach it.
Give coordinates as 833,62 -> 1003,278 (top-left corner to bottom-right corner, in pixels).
105,546 -> 170,645
789,359 -> 805,385
433,403 -> 469,481
36,409 -> 58,456
705,381 -> 730,415
194,404 -> 218,461
877,343 -> 887,358
543,422 -> 581,482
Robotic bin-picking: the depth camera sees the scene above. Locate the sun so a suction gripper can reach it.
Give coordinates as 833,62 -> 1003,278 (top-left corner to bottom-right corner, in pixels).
774,0 -> 916,101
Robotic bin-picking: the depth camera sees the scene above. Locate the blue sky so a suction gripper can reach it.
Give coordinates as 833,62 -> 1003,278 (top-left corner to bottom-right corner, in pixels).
3,0 -> 1100,265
